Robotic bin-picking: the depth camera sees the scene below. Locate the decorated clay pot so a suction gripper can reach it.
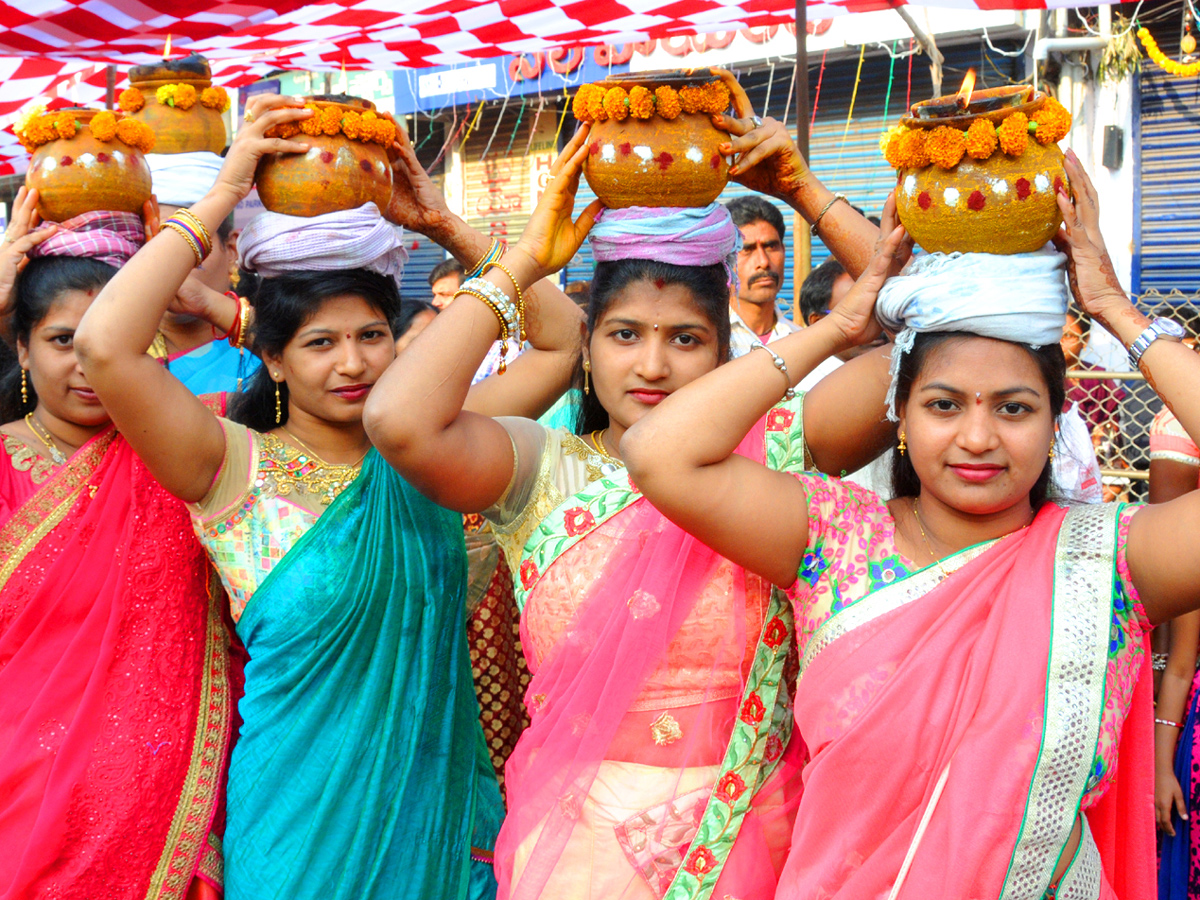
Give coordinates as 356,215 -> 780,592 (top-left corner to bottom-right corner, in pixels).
26,109 -> 152,222
895,141 -> 1067,255
127,54 -> 226,154
255,97 -> 393,218
581,69 -> 752,209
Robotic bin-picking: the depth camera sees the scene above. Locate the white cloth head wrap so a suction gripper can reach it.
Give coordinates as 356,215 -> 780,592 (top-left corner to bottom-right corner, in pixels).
146,151 -> 224,207
875,246 -> 1070,421
238,203 -> 409,282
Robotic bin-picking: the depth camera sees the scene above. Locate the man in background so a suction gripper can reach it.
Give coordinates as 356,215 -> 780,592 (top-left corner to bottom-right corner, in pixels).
429,259 -> 465,310
725,196 -> 800,359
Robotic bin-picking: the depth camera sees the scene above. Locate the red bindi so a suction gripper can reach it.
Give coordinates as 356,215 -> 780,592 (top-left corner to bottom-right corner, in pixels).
654,278 -> 665,289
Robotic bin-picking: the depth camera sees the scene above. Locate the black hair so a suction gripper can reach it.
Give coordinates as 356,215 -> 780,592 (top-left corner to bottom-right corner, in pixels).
227,268 -> 401,432
725,196 -> 785,245
428,258 -> 464,286
1066,304 -> 1091,343
889,332 -> 1066,510
799,258 -> 846,325
0,256 -> 117,422
216,215 -> 235,242
574,258 -> 731,435
392,298 -> 437,340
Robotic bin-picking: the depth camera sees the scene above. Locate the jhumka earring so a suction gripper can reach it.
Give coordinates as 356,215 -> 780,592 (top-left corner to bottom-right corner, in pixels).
897,431 -> 907,456
583,359 -> 591,396
1049,444 -> 1055,460
274,378 -> 282,424
20,369 -> 27,407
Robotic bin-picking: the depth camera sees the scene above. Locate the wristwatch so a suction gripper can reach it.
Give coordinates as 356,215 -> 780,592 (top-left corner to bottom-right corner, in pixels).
1128,317 -> 1186,366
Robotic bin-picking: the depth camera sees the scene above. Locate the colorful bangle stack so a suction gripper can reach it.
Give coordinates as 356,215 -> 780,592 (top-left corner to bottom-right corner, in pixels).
161,209 -> 213,266
454,276 -> 521,374
465,238 -> 505,280
213,293 -> 253,348
482,260 -> 526,342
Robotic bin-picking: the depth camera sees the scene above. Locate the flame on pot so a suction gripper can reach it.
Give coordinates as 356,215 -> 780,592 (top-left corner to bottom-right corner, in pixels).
163,34 -> 172,58
955,68 -> 976,110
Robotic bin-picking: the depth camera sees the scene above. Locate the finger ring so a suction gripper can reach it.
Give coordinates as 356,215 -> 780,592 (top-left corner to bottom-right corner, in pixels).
243,110 -> 255,124
2,234 -> 15,244
751,116 -> 764,128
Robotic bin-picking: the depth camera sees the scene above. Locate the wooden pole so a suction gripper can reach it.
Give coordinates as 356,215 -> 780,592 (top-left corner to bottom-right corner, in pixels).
105,65 -> 116,110
794,0 -> 811,324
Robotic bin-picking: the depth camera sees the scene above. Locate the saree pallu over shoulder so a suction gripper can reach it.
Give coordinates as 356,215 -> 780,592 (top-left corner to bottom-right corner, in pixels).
0,429 -> 235,900
224,450 -> 502,900
779,502 -> 1154,900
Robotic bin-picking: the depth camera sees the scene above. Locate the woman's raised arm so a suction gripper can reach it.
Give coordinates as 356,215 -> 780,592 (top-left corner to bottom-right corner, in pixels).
363,126 -> 601,512
622,224 -> 909,587
74,95 -> 312,502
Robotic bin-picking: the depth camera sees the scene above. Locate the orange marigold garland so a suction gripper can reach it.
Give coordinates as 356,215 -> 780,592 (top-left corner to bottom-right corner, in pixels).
654,85 -> 681,120
265,104 -> 396,146
996,111 -> 1029,156
881,128 -> 906,168
628,85 -> 655,119
200,86 -> 230,113
964,118 -> 998,160
895,128 -> 930,169
156,83 -> 197,110
926,125 -> 966,169
1031,96 -> 1071,145
1139,28 -> 1200,78
118,87 -> 145,113
53,111 -> 78,141
89,111 -> 118,142
603,87 -> 630,121
572,84 -> 599,121
702,81 -> 731,115
15,108 -> 154,153
318,106 -> 342,136
678,84 -> 704,114
115,116 -> 156,152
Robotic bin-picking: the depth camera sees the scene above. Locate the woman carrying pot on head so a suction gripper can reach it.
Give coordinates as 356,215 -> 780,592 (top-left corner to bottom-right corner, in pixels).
363,114 -> 898,899
72,92 -> 595,900
622,152 -> 1196,898
0,186 -> 238,900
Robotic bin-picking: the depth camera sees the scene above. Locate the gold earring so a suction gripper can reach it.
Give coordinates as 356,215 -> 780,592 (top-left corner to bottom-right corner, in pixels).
583,359 -> 590,396
274,379 -> 282,425
897,431 -> 906,456
1049,444 -> 1055,460
20,369 -> 27,407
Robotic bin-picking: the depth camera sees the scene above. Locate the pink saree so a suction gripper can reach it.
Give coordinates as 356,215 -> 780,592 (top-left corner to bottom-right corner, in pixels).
778,501 -> 1155,899
0,428 -> 238,900
495,407 -> 807,900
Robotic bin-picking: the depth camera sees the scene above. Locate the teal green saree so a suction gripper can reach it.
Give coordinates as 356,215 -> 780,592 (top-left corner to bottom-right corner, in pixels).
224,451 -> 502,900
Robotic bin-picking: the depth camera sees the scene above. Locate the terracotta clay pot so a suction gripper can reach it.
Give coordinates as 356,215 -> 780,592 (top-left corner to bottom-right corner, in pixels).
254,97 -> 393,218
127,55 -> 226,154
895,141 -> 1068,255
582,68 -> 752,209
25,109 -> 152,223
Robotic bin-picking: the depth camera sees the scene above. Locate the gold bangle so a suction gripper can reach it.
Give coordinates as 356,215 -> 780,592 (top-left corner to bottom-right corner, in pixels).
482,261 -> 526,341
230,296 -> 251,349
173,209 -> 214,257
454,288 -> 511,342
466,239 -> 501,279
161,220 -> 204,266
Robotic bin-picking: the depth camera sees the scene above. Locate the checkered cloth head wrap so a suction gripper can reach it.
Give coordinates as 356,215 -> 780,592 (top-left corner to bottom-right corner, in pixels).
28,210 -> 144,269
238,203 -> 408,283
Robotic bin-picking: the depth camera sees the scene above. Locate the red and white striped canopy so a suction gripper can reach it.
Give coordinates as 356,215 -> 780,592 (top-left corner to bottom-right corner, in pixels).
0,0 -> 1092,177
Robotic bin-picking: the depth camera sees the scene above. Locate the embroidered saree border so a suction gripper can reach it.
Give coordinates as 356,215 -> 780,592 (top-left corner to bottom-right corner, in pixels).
998,503 -> 1117,900
1055,816 -> 1103,899
797,540 -> 996,681
0,429 -> 114,588
145,570 -> 233,899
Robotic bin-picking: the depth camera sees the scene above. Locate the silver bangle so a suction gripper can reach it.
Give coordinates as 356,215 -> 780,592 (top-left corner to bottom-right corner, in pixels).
1152,652 -> 1168,673
460,276 -> 519,333
810,193 -> 848,236
751,341 -> 796,401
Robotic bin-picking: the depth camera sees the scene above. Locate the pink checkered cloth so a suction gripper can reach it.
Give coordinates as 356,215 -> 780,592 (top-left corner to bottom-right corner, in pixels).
29,210 -> 145,269
238,202 -> 408,282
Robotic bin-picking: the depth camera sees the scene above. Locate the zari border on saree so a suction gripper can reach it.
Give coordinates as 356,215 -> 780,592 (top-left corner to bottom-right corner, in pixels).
998,502 -> 1119,900
144,567 -> 233,899
0,428 -> 115,588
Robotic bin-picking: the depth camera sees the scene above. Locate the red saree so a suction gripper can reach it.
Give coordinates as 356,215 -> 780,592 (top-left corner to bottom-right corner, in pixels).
777,501 -> 1155,899
0,428 -> 237,900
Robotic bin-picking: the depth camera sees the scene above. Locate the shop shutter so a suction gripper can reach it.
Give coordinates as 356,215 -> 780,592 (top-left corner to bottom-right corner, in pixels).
1134,27 -> 1200,294
400,117 -> 448,302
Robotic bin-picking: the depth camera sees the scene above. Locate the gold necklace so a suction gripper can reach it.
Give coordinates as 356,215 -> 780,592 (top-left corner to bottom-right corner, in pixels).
269,428 -> 369,506
24,413 -> 68,465
912,499 -> 952,581
588,428 -> 620,465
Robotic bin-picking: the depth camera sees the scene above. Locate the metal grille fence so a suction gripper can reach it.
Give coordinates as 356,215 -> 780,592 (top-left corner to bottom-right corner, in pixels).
1068,290 -> 1200,503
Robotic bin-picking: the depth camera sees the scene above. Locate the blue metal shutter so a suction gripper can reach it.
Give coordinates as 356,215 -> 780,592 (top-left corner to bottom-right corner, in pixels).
565,39 -> 1024,308
400,117 -> 448,301
1134,27 -> 1200,295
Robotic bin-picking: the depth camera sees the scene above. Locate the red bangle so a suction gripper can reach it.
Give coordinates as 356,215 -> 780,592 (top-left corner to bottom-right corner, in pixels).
1156,718 -> 1184,729
212,290 -> 240,341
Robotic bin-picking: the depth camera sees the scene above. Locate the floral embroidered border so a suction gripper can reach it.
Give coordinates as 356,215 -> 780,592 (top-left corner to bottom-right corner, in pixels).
145,569 -> 234,899
998,503 -> 1117,900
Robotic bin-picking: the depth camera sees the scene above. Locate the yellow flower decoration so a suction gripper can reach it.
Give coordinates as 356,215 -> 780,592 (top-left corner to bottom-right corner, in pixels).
1139,28 -> 1200,78
879,125 -> 906,168
319,106 -> 342,136
895,128 -> 930,169
965,118 -> 998,160
679,85 -> 705,115
53,111 -> 78,141
342,110 -> 364,140
925,125 -> 966,169
603,87 -> 629,121
572,84 -> 602,122
89,111 -> 118,142
628,85 -> 654,119
299,103 -> 323,137
200,86 -> 230,113
155,85 -> 177,106
654,86 -> 681,120
118,87 -> 145,113
1031,96 -> 1072,145
116,117 -> 155,152
997,111 -> 1029,156
701,81 -> 731,115
370,117 -> 396,146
